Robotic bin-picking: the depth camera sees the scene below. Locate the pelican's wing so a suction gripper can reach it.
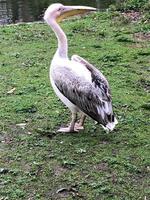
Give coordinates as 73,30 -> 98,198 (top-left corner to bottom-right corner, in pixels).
52,55 -> 117,130
71,55 -> 111,100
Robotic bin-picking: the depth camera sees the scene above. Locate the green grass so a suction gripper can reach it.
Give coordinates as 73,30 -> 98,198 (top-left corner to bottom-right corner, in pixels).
0,12 -> 150,199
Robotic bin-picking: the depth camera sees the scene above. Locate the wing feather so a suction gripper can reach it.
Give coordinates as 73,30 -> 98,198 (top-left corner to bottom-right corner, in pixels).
71,55 -> 111,101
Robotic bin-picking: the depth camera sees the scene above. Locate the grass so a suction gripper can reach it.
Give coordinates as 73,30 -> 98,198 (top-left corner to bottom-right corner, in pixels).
0,12 -> 150,199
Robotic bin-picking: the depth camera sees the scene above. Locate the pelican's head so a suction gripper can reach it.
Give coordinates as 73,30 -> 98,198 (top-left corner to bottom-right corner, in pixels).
44,3 -> 96,23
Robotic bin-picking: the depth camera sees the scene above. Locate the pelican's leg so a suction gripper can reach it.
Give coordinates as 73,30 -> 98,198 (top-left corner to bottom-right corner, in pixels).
75,114 -> 86,130
57,112 -> 78,133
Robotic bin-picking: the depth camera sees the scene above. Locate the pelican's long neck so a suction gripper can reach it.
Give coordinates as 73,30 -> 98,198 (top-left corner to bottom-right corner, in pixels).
49,19 -> 68,58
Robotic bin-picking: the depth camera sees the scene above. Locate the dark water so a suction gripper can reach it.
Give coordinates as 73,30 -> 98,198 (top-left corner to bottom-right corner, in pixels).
0,0 -> 115,24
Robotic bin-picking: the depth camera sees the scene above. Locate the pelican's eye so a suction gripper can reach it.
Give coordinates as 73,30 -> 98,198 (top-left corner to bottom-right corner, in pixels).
58,7 -> 64,12
58,7 -> 62,11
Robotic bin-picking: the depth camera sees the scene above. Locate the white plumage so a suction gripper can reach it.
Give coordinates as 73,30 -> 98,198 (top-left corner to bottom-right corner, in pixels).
44,3 -> 118,132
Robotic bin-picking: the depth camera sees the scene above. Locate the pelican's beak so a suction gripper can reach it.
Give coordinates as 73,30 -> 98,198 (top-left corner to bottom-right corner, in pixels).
56,5 -> 97,22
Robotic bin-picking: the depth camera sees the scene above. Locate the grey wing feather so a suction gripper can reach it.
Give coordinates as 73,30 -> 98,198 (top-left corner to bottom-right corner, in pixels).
52,60 -> 115,126
71,55 -> 111,101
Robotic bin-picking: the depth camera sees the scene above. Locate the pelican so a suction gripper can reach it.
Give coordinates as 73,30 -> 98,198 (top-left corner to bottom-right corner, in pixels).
44,3 -> 118,132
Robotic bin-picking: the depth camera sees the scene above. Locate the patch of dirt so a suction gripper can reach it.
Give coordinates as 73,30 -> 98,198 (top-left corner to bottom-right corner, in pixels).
0,133 -> 13,145
128,43 -> 147,48
111,173 -> 118,184
122,11 -> 141,22
138,79 -> 150,92
53,165 -> 67,176
134,32 -> 150,41
94,162 -> 109,171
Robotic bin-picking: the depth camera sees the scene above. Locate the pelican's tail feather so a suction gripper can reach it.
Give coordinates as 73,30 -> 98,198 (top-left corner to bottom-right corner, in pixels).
105,117 -> 118,131
101,116 -> 118,132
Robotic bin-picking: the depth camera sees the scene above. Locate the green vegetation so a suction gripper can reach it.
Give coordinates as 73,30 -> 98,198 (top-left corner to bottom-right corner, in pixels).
112,0 -> 150,11
0,10 -> 150,199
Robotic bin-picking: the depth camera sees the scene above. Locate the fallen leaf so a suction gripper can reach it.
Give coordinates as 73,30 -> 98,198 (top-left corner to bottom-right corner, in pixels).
56,188 -> 68,193
7,87 -> 16,94
16,123 -> 26,129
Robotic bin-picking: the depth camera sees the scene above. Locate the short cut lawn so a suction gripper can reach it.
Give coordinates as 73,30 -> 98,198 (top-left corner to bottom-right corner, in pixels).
0,11 -> 149,199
